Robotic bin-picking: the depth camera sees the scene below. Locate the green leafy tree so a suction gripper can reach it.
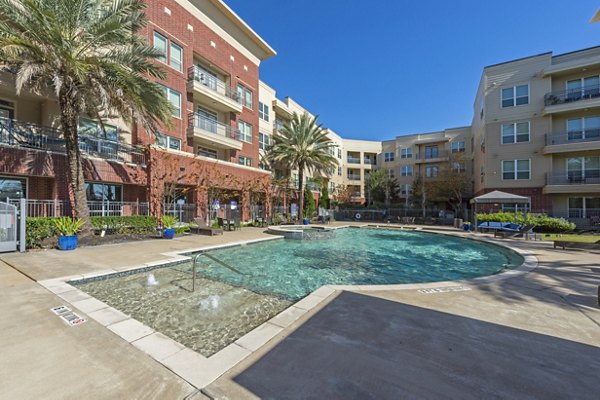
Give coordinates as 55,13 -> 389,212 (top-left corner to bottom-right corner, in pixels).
0,0 -> 173,233
366,169 -> 399,206
303,185 -> 316,219
320,181 -> 330,209
267,112 -> 338,222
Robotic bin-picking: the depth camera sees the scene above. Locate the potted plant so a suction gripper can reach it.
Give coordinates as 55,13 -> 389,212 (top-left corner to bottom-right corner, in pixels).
54,217 -> 84,250
302,213 -> 309,225
161,215 -> 178,239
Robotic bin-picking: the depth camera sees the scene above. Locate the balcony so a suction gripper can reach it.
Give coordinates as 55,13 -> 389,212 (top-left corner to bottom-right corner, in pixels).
347,157 -> 361,164
544,173 -> 600,194
363,157 -> 376,165
348,174 -> 361,181
543,85 -> 600,114
0,117 -> 146,165
543,130 -> 600,154
415,150 -> 449,163
187,113 -> 243,151
187,66 -> 242,113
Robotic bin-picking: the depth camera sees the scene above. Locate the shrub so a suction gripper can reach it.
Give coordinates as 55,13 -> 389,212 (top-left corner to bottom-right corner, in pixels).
26,217 -> 56,248
160,215 -> 178,229
91,215 -> 158,234
53,217 -> 84,236
475,212 -> 576,233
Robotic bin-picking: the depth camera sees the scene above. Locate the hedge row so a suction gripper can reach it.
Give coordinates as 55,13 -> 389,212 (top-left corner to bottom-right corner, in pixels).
26,216 -> 158,248
475,212 -> 576,233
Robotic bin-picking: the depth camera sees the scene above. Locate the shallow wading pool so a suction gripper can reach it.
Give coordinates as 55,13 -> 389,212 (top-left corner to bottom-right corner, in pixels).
73,228 -> 523,356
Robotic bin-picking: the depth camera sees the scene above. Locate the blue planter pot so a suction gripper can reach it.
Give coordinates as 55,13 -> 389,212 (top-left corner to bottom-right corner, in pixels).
463,224 -> 471,231
58,235 -> 78,251
163,228 -> 175,239
303,219 -> 309,225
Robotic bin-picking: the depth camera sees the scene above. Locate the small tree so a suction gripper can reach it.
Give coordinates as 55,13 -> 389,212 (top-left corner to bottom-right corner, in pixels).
320,181 -> 330,209
427,156 -> 471,216
303,185 -> 316,219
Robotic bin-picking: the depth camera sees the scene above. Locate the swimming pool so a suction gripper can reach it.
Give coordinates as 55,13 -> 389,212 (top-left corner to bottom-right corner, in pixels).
74,228 -> 523,356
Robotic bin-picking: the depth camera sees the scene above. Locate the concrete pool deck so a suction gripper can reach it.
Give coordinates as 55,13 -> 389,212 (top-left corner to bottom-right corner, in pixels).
1,223 -> 599,399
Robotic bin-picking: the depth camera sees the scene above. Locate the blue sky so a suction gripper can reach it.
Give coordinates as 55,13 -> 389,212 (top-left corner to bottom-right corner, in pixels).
226,0 -> 600,140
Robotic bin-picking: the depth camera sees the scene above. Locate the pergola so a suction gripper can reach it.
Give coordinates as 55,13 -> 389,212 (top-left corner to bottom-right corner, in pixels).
470,190 -> 531,231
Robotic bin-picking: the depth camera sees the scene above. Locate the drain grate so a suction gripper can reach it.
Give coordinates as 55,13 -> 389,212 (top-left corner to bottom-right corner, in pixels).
51,306 -> 86,326
418,286 -> 471,294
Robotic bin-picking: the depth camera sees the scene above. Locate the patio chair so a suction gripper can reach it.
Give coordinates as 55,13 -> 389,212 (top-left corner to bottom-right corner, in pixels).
190,218 -> 223,236
494,224 -> 535,239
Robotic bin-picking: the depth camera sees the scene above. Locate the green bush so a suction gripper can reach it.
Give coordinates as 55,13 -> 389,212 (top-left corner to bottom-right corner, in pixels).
475,212 -> 576,233
26,217 -> 56,248
91,215 -> 158,233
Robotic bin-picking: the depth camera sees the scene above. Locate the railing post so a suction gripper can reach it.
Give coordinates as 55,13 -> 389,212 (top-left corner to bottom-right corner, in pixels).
19,198 -> 26,252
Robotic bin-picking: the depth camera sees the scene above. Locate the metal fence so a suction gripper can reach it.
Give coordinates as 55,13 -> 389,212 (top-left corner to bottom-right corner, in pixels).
7,199 -> 150,218
162,203 -> 196,223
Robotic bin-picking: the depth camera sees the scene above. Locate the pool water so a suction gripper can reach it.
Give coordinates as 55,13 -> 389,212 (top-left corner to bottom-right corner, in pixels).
199,228 -> 523,300
74,228 -> 522,356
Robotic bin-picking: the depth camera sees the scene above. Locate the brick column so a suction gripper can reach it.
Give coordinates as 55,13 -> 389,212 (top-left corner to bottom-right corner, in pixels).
241,189 -> 250,222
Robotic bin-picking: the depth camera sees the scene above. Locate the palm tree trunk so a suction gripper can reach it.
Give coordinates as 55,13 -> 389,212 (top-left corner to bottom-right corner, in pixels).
298,163 -> 304,223
59,85 -> 91,236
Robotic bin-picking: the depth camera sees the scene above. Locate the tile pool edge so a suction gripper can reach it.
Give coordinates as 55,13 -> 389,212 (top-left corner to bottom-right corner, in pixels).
37,228 -> 537,390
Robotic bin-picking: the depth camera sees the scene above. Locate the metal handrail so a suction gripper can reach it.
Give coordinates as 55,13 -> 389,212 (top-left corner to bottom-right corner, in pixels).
415,150 -> 449,160
187,65 -> 240,103
544,84 -> 600,106
187,112 -> 241,141
545,130 -> 600,145
191,252 -> 243,292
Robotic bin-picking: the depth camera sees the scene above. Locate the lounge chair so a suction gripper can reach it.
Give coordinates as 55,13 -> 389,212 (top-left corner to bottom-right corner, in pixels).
494,224 -> 535,239
190,218 -> 223,236
232,215 -> 241,231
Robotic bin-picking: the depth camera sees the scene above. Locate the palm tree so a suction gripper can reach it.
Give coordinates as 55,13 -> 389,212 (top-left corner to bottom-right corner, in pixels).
0,0 -> 173,233
267,112 -> 338,222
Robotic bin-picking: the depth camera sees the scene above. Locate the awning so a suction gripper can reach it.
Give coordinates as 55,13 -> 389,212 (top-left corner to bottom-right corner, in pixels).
470,190 -> 530,205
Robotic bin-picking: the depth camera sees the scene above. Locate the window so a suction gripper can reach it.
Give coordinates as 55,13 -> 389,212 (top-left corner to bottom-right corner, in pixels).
79,118 -> 118,141
153,31 -> 183,72
153,32 -> 167,64
239,156 -> 252,167
85,182 -> 122,202
501,84 -> 529,108
160,86 -> 181,118
198,147 -> 217,159
568,197 -> 600,218
259,132 -> 270,150
452,161 -> 466,173
384,152 -> 395,162
567,116 -> 600,140
170,42 -> 183,72
425,165 -> 439,177
400,148 -> 412,159
387,169 -> 395,178
0,177 -> 26,199
258,102 -> 270,121
502,160 -> 530,180
567,156 -> 600,182
238,120 -> 252,143
337,148 -> 342,159
566,76 -> 600,100
501,122 -> 530,144
424,146 -> 439,159
337,167 -> 342,176
400,183 -> 409,195
237,84 -> 253,109
157,133 -> 181,151
259,160 -> 270,171
451,141 -> 465,153
401,165 -> 412,176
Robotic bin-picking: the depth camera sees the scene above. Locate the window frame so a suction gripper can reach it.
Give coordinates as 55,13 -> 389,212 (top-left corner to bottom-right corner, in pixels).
501,159 -> 531,180
400,148 -> 412,158
501,121 -> 530,144
238,156 -> 252,167
238,120 -> 253,143
401,165 -> 412,176
384,151 -> 395,162
153,31 -> 183,72
259,132 -> 270,150
501,84 -> 529,108
451,141 -> 465,153
157,133 -> 182,151
258,102 -> 270,122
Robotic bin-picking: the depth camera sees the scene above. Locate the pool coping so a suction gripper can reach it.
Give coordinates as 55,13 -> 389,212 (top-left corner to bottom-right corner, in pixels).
37,227 -> 538,390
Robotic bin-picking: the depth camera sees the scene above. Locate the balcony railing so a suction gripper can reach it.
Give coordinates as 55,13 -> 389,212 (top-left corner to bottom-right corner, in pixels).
188,112 -> 241,141
546,173 -> 600,185
544,85 -> 600,106
364,158 -> 376,165
565,208 -> 600,219
415,150 -> 449,160
187,65 -> 240,103
348,174 -> 361,181
0,117 -> 146,164
545,130 -> 600,146
347,157 -> 361,164
7,198 -> 150,217
351,191 -> 362,197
